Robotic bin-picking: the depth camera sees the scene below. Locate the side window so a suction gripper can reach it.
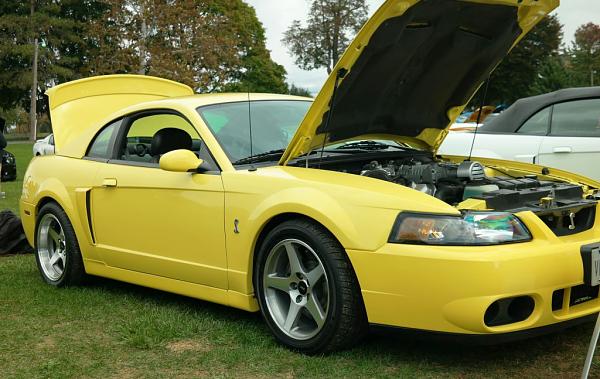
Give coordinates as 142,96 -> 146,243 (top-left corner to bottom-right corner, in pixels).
87,120 -> 119,159
551,99 -> 600,137
118,113 -> 202,165
517,107 -> 551,135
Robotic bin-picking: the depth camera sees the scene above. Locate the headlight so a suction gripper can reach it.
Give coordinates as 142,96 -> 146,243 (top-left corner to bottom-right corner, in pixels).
389,212 -> 531,246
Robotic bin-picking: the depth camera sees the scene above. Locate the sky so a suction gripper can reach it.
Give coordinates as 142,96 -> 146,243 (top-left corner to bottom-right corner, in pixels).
246,0 -> 600,94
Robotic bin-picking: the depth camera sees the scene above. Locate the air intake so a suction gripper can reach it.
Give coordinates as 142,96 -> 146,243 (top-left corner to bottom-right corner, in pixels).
457,161 -> 486,181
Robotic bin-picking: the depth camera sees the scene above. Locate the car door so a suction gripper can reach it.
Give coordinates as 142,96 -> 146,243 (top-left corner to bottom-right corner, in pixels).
538,98 -> 600,181
439,107 -> 549,163
90,111 -> 228,289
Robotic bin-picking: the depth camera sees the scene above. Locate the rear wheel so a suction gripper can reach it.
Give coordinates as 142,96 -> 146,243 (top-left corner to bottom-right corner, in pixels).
35,202 -> 85,286
254,219 -> 367,354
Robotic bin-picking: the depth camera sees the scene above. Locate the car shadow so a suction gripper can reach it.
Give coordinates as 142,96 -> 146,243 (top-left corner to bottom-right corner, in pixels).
82,274 -> 594,370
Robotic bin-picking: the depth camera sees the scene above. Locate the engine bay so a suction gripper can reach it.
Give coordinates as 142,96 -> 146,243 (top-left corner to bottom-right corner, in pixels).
307,153 -> 597,216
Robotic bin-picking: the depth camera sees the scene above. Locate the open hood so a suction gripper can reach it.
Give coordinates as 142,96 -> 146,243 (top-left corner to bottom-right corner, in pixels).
46,75 -> 193,158
280,0 -> 558,165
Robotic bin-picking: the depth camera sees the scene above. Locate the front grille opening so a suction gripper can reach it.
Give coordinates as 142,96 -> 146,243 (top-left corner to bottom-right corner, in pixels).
552,289 -> 565,311
484,296 -> 535,327
569,284 -> 599,307
539,206 -> 596,237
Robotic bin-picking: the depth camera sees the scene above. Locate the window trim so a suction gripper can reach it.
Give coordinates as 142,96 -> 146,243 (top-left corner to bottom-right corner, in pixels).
548,98 -> 600,138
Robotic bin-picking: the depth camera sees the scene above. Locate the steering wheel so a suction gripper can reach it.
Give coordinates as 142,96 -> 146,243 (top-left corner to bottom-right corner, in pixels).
135,144 -> 147,157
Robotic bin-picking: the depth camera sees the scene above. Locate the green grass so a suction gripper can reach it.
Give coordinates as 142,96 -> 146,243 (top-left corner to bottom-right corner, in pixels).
1,142 -> 33,214
0,255 -> 599,378
1,143 -> 600,377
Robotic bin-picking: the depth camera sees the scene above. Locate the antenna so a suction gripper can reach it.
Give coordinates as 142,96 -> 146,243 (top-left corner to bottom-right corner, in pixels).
318,68 -> 347,169
467,76 -> 491,162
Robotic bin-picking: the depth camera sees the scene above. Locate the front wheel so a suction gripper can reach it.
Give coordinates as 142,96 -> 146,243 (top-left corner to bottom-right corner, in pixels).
35,202 -> 86,287
254,219 -> 367,354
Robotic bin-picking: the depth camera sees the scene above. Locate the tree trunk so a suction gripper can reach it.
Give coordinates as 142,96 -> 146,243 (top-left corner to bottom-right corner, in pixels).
139,17 -> 147,75
29,0 -> 38,142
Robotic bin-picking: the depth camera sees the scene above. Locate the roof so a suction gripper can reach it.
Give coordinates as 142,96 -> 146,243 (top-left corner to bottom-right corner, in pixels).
482,87 -> 600,134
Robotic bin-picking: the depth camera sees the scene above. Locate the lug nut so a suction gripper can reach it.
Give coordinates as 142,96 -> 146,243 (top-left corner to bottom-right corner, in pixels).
296,295 -> 302,304
290,282 -> 298,290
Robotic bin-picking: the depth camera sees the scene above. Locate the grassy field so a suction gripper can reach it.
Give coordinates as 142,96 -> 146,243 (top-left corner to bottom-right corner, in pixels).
1,144 -> 599,378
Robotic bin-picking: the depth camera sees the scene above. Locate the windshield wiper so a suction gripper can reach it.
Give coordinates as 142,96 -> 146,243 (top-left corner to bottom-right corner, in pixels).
334,140 -> 405,151
233,149 -> 286,165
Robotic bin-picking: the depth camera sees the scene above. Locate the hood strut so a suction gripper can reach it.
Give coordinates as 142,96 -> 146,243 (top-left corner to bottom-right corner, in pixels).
318,68 -> 348,168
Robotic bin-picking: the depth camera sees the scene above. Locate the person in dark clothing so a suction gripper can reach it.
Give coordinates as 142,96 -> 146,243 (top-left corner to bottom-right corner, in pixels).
0,118 -> 6,199
0,118 -> 6,151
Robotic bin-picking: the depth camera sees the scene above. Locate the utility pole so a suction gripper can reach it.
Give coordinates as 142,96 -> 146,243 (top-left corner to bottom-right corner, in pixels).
29,0 -> 38,142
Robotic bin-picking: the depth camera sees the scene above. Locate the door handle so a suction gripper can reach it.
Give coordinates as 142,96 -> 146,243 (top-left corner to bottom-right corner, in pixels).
553,147 -> 572,154
102,178 -> 118,187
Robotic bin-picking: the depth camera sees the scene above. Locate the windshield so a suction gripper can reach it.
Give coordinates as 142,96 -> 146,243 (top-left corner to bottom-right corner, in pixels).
198,100 -> 312,163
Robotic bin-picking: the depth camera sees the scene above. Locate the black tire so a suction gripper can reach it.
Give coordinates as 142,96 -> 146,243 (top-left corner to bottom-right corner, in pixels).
254,218 -> 368,354
34,202 -> 86,287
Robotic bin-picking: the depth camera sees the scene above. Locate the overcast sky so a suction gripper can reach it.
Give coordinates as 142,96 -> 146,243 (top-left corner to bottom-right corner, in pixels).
245,0 -> 600,94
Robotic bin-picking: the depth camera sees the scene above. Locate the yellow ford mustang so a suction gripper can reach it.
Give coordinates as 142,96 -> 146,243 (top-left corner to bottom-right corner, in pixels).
20,0 -> 600,353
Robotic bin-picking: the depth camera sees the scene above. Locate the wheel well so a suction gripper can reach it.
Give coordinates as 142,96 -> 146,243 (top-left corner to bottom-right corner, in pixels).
251,213 -> 344,286
36,197 -> 60,216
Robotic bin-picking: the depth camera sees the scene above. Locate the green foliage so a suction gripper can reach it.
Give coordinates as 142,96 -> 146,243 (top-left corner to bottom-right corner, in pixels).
283,0 -> 369,74
0,1 -> 108,110
288,84 -> 313,98
568,22 -> 600,87
0,0 -> 288,115
90,0 -> 287,94
528,56 -> 573,96
481,15 -> 563,105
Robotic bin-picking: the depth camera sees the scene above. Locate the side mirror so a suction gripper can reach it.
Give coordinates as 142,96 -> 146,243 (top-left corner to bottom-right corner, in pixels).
159,149 -> 204,173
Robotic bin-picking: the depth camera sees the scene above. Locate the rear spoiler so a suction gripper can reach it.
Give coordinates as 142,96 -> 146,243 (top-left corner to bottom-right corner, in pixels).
46,75 -> 193,158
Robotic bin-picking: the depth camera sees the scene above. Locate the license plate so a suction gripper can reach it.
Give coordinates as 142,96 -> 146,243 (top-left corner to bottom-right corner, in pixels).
581,244 -> 600,287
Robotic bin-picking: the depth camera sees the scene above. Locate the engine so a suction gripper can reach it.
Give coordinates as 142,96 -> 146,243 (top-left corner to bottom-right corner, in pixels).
361,160 -> 487,203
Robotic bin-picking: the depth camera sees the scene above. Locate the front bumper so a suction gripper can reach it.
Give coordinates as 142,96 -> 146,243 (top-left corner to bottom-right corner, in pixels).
347,207 -> 600,336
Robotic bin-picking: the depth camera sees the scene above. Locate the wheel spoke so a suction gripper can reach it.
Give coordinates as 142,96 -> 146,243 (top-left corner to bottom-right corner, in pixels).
306,264 -> 324,286
284,242 -> 303,275
265,275 -> 290,293
49,252 -> 61,266
283,302 -> 302,332
306,294 -> 326,328
48,229 -> 60,244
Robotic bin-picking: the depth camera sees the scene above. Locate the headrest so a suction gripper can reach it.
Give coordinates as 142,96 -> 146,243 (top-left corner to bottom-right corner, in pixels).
150,128 -> 192,156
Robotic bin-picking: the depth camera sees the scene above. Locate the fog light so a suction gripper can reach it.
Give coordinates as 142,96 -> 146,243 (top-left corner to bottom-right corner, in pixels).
484,296 -> 535,327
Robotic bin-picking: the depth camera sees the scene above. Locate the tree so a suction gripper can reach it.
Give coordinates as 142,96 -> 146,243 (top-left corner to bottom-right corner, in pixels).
90,0 -> 287,94
569,22 -> 600,87
528,56 -> 572,96
282,0 -> 368,74
476,14 -> 563,105
0,0 -> 107,138
288,84 -> 312,97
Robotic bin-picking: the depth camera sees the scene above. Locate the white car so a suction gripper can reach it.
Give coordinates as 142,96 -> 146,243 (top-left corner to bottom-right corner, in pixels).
33,134 -> 55,156
438,88 -> 600,181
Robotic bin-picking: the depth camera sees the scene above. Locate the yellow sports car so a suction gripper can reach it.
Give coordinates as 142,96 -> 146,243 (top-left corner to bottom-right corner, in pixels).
21,0 -> 600,354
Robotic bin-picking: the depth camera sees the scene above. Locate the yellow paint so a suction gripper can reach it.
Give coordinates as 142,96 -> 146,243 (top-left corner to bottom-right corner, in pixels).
279,0 -> 559,164
24,0 -> 600,337
159,150 -> 203,173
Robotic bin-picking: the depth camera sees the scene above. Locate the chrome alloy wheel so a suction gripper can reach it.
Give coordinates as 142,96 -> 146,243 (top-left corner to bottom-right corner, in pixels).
262,239 -> 330,341
37,213 -> 67,281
